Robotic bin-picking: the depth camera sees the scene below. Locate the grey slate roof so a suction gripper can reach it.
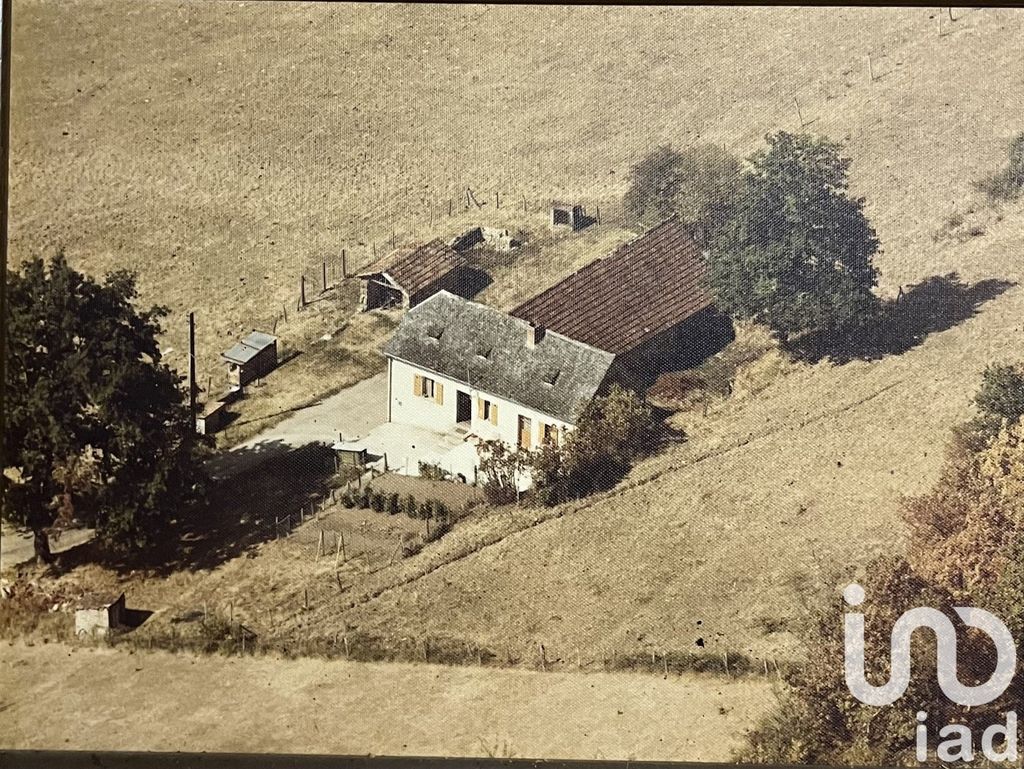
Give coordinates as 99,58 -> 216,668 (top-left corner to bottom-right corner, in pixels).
221,331 -> 277,365
383,291 -> 615,424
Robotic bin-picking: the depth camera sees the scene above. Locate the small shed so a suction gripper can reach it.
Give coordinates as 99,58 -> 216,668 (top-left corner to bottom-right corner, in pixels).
357,239 -> 465,312
551,201 -> 586,231
332,437 -> 369,468
196,400 -> 229,435
75,592 -> 126,638
221,330 -> 278,387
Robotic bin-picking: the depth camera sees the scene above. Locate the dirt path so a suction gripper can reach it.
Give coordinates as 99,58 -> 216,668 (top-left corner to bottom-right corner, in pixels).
0,643 -> 774,761
0,525 -> 95,571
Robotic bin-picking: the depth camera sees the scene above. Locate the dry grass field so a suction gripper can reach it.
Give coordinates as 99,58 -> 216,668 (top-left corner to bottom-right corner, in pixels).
5,1 -> 1024,758
0,642 -> 773,761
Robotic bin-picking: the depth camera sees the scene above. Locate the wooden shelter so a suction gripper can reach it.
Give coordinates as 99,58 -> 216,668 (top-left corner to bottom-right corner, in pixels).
221,330 -> 278,388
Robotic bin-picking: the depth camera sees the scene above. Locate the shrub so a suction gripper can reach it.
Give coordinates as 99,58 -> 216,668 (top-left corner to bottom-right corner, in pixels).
477,440 -> 526,505
370,491 -> 386,513
425,516 -> 451,543
417,461 -> 448,481
386,493 -> 401,515
430,499 -> 448,522
975,132 -> 1024,202
532,385 -> 655,506
975,362 -> 1024,425
400,533 -> 423,558
417,501 -> 433,520
341,490 -> 356,509
358,488 -> 371,509
403,494 -> 418,517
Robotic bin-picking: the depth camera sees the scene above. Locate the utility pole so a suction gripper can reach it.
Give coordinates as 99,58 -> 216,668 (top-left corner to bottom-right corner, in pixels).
187,311 -> 197,430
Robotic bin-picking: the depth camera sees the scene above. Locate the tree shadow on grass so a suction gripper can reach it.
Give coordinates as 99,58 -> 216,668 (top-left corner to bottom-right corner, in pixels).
788,273 -> 1016,364
61,440 -> 340,576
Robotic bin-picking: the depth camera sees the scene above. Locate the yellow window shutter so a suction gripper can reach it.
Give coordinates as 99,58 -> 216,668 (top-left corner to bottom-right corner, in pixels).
435,382 -> 444,405
490,403 -> 498,425
413,375 -> 423,396
477,397 -> 484,418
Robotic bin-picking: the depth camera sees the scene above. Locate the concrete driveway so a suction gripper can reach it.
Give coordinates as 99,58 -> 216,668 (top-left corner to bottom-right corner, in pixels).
2,374 -> 388,569
208,372 -> 388,479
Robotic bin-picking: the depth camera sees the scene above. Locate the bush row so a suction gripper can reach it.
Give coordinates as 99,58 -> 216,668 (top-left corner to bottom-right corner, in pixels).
340,488 -> 451,522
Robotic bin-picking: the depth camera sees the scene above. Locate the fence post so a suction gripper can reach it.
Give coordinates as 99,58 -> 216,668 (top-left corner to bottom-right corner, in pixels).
336,532 -> 346,565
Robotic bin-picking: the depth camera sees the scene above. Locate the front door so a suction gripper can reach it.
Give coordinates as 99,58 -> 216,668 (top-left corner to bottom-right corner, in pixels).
456,390 -> 472,424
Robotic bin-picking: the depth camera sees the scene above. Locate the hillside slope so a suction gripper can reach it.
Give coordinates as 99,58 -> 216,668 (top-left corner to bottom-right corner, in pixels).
8,0 -> 1023,668
10,3 -> 1021,375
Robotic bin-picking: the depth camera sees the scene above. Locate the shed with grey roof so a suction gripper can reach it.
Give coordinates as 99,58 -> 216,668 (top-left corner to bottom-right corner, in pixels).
221,330 -> 278,387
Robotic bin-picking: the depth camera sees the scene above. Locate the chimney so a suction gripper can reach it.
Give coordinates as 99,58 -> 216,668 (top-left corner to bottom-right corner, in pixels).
526,322 -> 545,349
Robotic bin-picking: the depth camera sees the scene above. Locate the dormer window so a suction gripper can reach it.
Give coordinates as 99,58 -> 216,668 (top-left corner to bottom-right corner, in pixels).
475,346 -> 492,361
425,326 -> 443,342
541,368 -> 561,386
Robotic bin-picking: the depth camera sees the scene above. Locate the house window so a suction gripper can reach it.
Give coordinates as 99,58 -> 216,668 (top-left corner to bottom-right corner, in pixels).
542,423 -> 560,447
518,415 -> 532,450
414,374 -> 443,404
477,397 -> 498,425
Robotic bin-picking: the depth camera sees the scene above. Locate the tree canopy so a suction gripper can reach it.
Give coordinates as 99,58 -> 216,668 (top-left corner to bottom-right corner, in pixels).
623,143 -> 744,246
2,253 -> 207,562
709,132 -> 881,338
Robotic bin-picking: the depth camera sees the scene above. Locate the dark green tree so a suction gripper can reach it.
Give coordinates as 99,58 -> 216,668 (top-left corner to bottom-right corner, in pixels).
624,143 -> 743,245
532,385 -> 654,506
2,253 -> 207,562
974,362 -> 1024,425
709,132 -> 881,338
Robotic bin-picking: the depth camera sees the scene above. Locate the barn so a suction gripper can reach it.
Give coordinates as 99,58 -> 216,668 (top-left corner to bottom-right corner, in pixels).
511,216 -> 733,388
357,239 -> 467,312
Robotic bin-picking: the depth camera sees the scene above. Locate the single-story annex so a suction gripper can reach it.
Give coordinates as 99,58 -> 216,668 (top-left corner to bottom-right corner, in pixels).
357,239 -> 466,312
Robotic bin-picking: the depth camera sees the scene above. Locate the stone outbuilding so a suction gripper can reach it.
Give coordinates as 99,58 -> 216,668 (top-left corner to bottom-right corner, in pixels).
74,592 -> 126,638
357,239 -> 467,312
550,201 -> 586,231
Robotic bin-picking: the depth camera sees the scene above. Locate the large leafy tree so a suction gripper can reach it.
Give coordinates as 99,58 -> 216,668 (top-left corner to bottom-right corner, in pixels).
3,253 -> 207,562
710,132 -> 881,338
624,143 -> 744,245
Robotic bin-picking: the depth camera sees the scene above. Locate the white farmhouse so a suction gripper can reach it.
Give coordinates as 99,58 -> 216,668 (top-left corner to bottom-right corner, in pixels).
379,290 -> 615,480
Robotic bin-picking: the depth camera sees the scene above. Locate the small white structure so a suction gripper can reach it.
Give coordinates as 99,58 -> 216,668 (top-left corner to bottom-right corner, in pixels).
74,592 -> 126,638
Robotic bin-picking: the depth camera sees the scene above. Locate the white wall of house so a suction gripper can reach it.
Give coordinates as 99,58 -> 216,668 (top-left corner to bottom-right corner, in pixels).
387,357 -> 573,451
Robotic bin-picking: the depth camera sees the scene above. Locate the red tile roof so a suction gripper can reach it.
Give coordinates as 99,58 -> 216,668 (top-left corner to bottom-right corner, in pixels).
511,217 -> 713,355
358,239 -> 463,298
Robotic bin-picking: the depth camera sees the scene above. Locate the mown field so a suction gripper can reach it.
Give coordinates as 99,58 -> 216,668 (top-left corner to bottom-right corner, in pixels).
5,2 -> 1024,759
